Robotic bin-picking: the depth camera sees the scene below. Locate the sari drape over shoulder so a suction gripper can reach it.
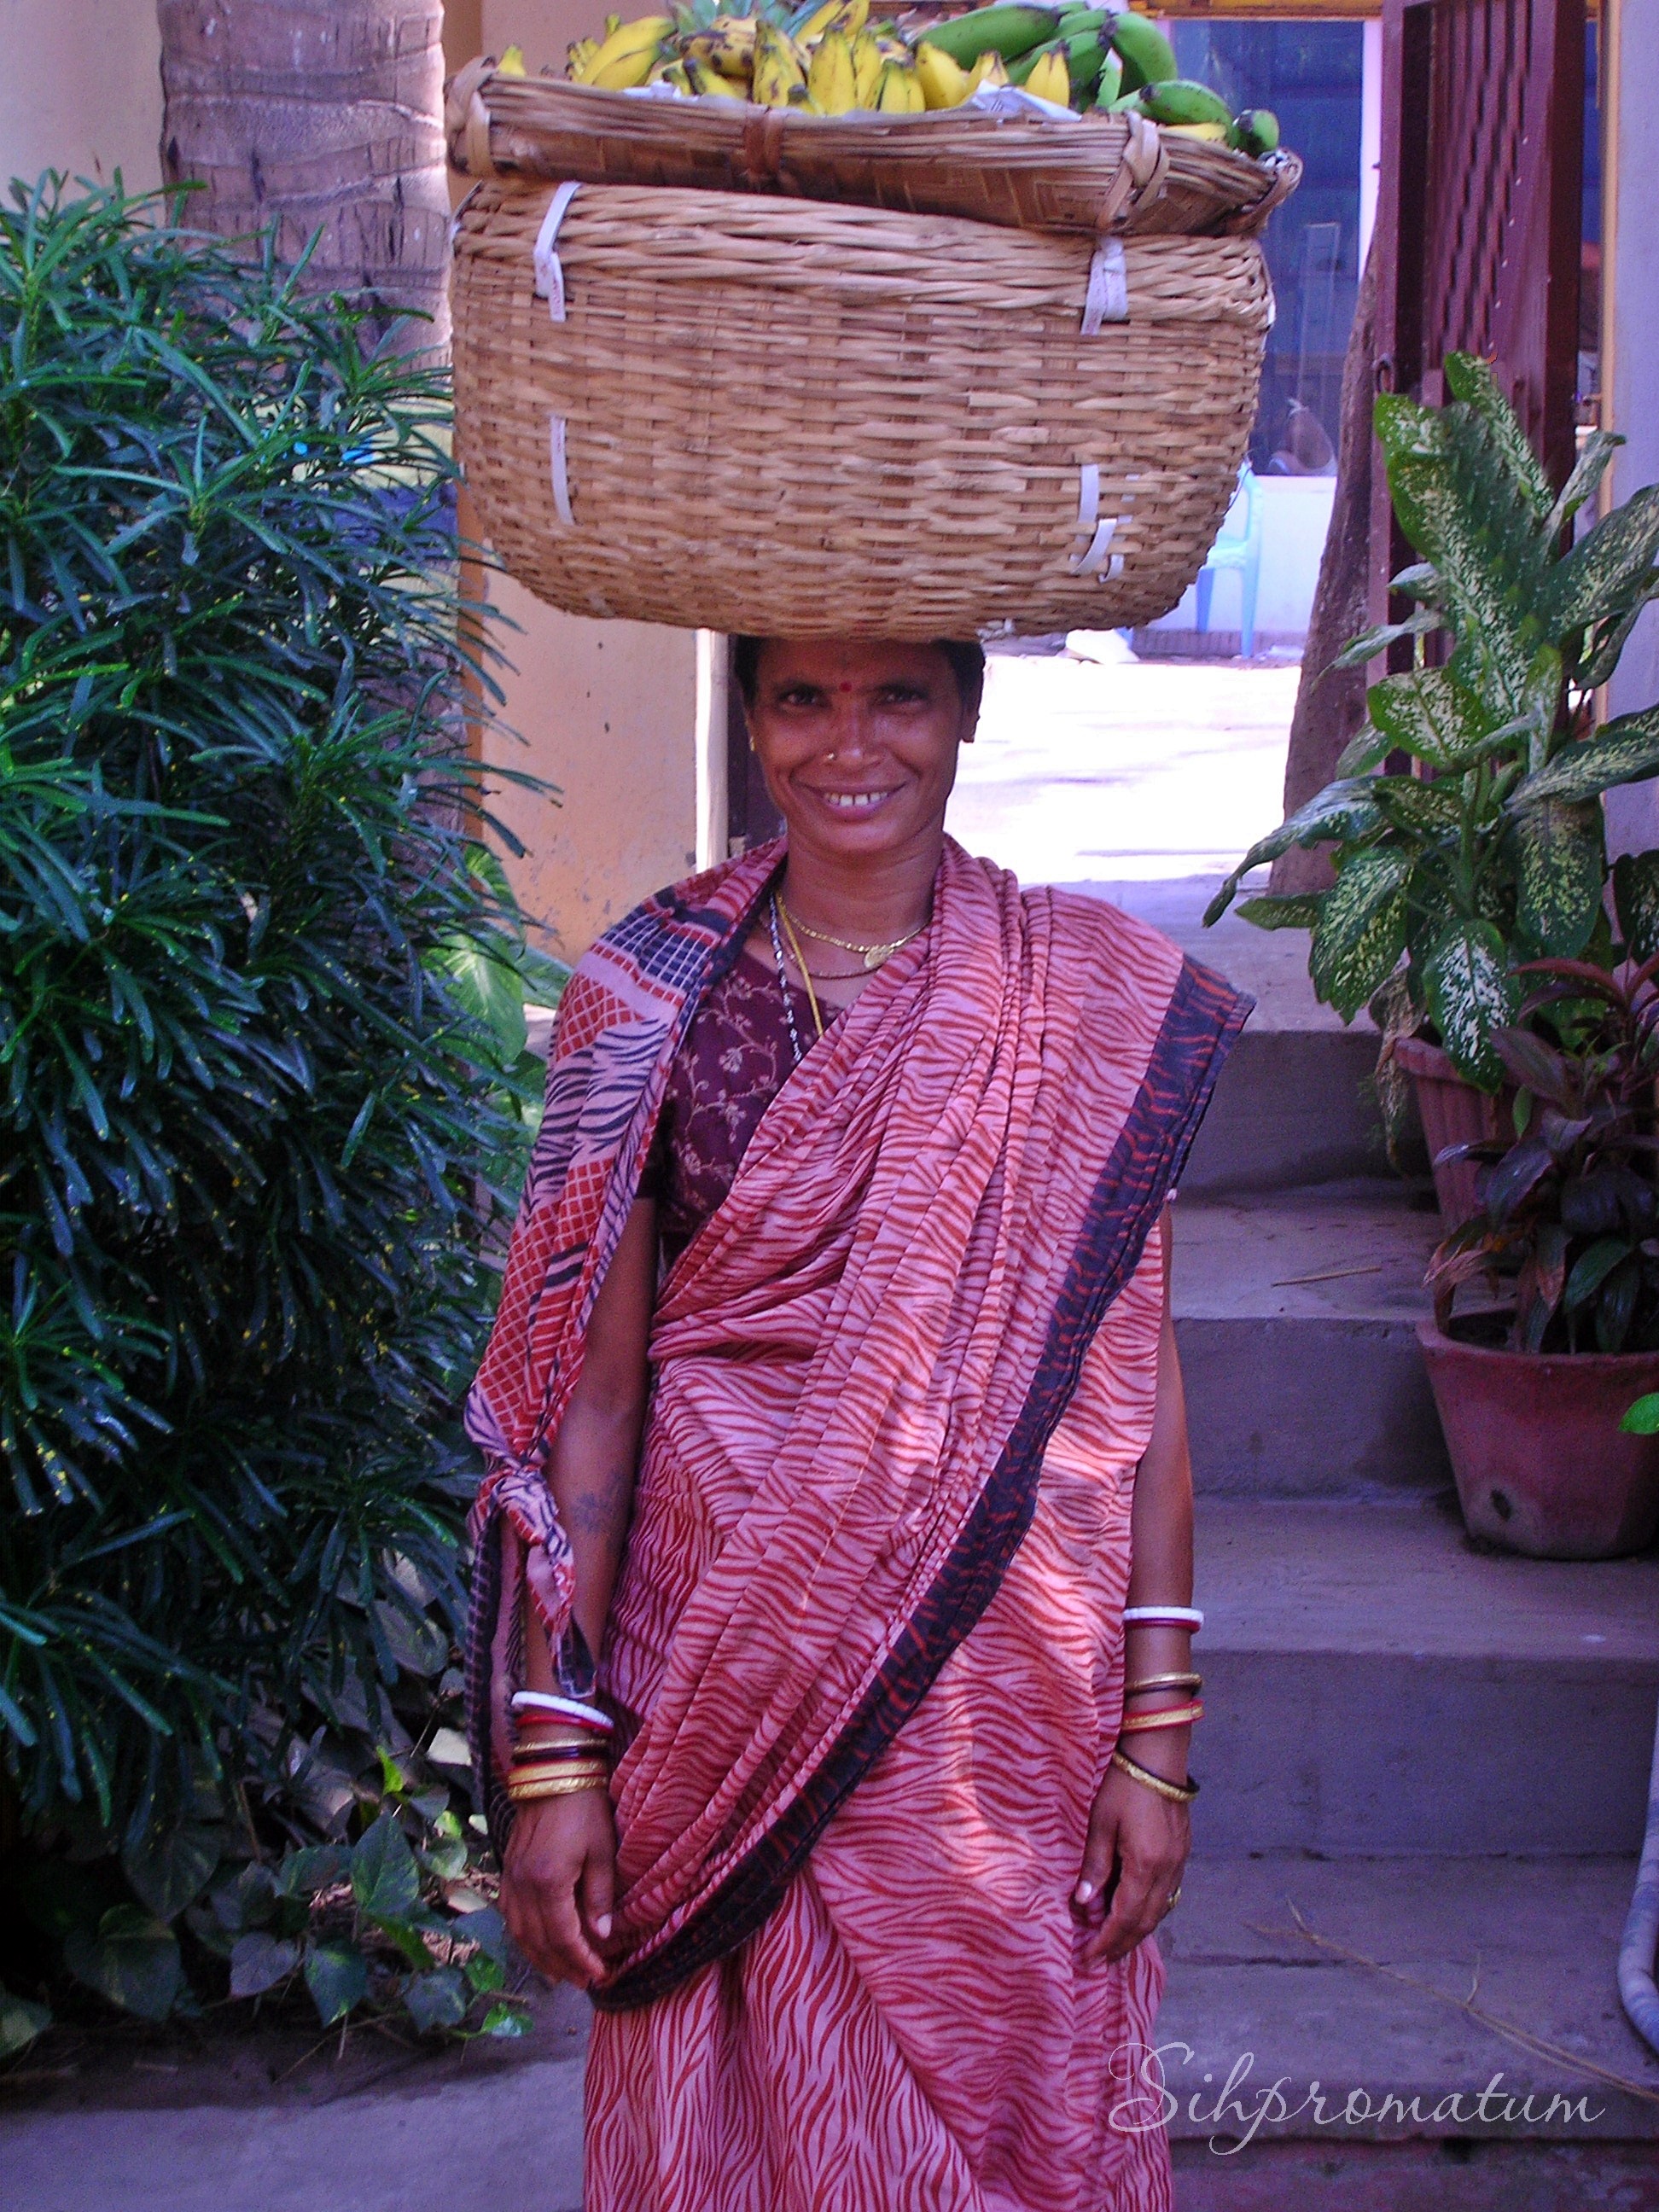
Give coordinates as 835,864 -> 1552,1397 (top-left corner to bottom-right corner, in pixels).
466,838 -> 1249,2209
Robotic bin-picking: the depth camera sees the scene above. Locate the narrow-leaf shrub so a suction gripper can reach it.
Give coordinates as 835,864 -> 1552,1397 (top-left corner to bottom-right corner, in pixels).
0,175 -> 547,2025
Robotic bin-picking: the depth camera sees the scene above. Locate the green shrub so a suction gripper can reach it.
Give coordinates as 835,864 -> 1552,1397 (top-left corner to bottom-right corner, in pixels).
0,176 -> 556,2040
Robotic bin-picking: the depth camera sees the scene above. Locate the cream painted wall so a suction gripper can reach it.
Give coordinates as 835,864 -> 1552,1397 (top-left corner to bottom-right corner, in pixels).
467,0 -> 703,960
0,0 -> 162,196
484,575 -> 699,958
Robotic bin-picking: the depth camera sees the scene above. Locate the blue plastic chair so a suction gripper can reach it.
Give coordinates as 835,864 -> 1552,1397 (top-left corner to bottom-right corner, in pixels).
1195,465 -> 1262,658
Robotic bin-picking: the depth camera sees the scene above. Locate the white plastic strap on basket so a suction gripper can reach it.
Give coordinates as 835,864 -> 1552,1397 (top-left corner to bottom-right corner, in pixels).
1068,463 -> 1125,579
549,415 -> 575,528
1080,238 -> 1129,337
532,182 -> 582,323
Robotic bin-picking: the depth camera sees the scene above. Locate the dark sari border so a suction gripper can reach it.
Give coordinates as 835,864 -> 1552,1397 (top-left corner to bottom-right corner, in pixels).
594,952 -> 1252,2011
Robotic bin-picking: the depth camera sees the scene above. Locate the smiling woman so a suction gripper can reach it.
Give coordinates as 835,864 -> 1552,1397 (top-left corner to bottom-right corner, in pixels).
467,635 -> 1252,2211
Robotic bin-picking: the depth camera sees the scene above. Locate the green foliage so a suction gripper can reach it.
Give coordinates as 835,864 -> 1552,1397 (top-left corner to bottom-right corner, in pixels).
0,175 -> 559,2040
1208,352 -> 1659,1089
1426,958 -> 1659,1353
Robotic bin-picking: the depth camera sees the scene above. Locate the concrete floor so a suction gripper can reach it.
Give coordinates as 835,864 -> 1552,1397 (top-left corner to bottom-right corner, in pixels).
946,643 -> 1300,886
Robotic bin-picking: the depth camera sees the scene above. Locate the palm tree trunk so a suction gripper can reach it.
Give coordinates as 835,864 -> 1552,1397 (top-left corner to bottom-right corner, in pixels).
157,0 -> 449,353
1269,238 -> 1379,895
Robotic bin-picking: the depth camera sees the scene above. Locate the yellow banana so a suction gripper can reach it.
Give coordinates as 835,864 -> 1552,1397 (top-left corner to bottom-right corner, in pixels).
915,40 -> 972,108
874,57 -> 923,111
1023,46 -> 1070,104
586,14 -> 675,90
851,30 -> 883,106
605,13 -> 621,32
1164,119 -> 1231,142
565,36 -> 600,80
498,43 -> 528,75
686,53 -> 749,96
807,26 -> 858,111
967,49 -> 1010,91
685,15 -> 760,74
661,58 -> 694,91
753,20 -> 808,106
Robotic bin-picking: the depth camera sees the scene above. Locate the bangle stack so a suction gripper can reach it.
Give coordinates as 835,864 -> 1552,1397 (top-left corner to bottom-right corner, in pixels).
1115,1606 -> 1202,1795
507,1689 -> 614,1805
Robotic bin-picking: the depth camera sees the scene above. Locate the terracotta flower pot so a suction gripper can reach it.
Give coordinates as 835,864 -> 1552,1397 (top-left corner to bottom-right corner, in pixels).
1417,1321 -> 1659,1558
1393,1033 -> 1515,1228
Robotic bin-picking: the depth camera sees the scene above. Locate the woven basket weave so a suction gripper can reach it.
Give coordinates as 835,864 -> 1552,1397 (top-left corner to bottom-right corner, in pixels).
446,64 -> 1301,242
451,179 -> 1274,637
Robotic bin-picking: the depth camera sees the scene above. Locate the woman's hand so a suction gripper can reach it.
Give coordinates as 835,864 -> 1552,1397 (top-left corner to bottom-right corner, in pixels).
500,1788 -> 618,1987
1072,1764 -> 1190,1966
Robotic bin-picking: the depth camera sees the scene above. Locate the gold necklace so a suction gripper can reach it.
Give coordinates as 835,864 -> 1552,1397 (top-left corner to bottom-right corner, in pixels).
778,899 -> 926,972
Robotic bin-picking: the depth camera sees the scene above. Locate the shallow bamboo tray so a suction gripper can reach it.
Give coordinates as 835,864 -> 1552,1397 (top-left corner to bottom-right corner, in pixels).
446,63 -> 1301,242
451,179 -> 1274,637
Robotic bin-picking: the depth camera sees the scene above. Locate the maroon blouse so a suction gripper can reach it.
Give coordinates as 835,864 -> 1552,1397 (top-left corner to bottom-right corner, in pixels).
641,946 -> 844,1266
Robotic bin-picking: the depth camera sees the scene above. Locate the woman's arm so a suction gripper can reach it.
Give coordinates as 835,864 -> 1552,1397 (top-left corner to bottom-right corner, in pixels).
1074,1209 -> 1196,1964
500,1196 -> 657,1986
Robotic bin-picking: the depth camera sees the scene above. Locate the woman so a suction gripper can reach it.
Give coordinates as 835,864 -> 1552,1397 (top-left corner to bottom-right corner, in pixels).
466,637 -> 1249,2210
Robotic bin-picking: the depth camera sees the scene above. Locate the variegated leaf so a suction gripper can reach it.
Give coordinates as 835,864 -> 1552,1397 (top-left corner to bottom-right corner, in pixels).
1236,892 -> 1325,932
1545,428 -> 1621,540
1308,847 -> 1413,1021
1613,849 -> 1659,963
1366,668 -> 1499,771
1539,485 -> 1659,637
1510,708 -> 1659,806
1442,352 -> 1553,518
1421,917 -> 1522,1091
1204,777 -> 1385,924
1371,775 -> 1462,837
1507,796 -> 1604,958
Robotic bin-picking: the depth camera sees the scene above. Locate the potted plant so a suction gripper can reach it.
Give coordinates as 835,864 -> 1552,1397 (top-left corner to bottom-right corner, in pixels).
1419,959 -> 1659,1558
1205,352 -> 1659,1222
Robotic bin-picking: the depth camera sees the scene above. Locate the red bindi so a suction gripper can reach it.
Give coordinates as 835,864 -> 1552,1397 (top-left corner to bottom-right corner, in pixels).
839,680 -> 853,692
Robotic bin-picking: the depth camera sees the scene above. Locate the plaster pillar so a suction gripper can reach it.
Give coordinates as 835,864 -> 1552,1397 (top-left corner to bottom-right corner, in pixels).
1600,0 -> 1659,858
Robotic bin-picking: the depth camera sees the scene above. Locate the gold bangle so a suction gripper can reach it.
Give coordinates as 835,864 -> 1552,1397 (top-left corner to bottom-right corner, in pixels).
1124,1673 -> 1202,1698
510,1761 -> 609,1786
508,1773 -> 609,1803
1118,1701 -> 1204,1734
1110,1748 -> 1199,1803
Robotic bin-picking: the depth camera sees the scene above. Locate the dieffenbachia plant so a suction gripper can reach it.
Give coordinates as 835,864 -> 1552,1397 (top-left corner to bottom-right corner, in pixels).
1206,352 -> 1659,1091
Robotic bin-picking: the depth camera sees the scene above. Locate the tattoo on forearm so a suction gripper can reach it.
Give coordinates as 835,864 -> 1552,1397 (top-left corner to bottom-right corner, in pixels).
566,1457 -> 635,1542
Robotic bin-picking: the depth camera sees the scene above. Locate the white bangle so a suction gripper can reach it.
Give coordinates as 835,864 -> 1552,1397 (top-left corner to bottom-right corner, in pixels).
510,1690 -> 614,1730
1122,1605 -> 1204,1631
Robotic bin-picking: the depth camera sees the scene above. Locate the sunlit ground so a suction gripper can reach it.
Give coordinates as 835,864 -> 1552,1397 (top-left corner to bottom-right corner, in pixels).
945,638 -> 1301,886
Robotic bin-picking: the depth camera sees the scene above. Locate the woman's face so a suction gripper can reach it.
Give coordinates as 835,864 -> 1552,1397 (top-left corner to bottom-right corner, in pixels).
745,640 -> 979,864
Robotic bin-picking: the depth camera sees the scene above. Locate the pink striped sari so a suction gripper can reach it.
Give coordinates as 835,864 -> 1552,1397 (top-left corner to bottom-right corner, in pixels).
467,839 -> 1246,2210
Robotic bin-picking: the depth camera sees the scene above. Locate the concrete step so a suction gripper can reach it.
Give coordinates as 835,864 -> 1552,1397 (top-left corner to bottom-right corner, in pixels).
1180,1024 -> 1388,1198
1159,1854 -> 1659,2203
1194,1499 -> 1659,1856
1173,1183 -> 1449,1499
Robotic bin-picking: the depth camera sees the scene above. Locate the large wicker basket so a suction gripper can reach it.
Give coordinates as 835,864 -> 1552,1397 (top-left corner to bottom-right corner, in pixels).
446,66 -> 1301,243
451,178 -> 1275,637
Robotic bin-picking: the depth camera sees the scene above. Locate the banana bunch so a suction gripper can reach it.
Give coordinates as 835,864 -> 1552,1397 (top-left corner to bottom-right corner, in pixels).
553,0 -> 1281,147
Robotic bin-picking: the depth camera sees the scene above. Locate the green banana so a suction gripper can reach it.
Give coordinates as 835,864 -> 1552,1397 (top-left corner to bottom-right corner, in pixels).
1233,107 -> 1280,156
1062,21 -> 1112,96
1010,21 -> 1107,98
1107,7 -> 1176,90
1092,50 -> 1121,107
914,3 -> 1062,68
1134,77 -> 1233,127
